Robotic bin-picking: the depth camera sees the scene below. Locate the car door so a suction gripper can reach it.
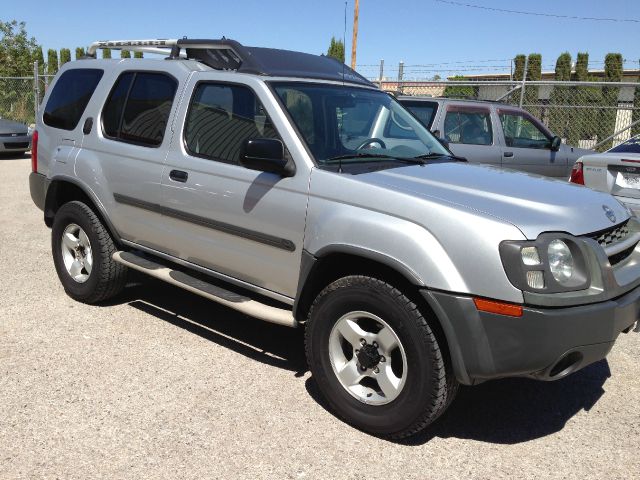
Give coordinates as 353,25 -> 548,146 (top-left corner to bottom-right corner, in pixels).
438,103 -> 501,166
497,108 -> 567,177
159,75 -> 310,299
77,68 -> 183,247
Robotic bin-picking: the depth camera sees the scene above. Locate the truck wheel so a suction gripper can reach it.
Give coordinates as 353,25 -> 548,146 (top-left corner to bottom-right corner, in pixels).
51,201 -> 127,303
305,275 -> 456,439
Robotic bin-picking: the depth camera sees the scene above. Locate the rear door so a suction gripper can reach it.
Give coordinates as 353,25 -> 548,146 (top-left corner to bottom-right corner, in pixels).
497,108 -> 566,177
439,103 -> 501,166
77,66 -> 185,246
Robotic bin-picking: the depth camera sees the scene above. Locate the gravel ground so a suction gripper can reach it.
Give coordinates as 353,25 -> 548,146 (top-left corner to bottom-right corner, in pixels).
1,154 -> 639,479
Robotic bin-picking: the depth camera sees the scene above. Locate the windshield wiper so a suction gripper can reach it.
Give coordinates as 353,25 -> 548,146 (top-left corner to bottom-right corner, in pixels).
325,153 -> 398,163
413,153 -> 467,162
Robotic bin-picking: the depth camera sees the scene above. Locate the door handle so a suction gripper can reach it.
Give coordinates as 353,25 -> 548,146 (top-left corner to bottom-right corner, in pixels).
169,170 -> 188,183
503,151 -> 514,158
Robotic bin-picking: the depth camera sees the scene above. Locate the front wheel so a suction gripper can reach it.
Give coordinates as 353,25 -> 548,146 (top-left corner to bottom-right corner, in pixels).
305,275 -> 457,439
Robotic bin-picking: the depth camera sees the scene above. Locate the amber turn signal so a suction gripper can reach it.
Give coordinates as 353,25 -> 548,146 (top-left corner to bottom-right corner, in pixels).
473,298 -> 523,317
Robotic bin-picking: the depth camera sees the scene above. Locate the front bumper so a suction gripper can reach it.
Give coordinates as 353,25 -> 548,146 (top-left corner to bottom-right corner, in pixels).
423,286 -> 639,385
0,133 -> 31,152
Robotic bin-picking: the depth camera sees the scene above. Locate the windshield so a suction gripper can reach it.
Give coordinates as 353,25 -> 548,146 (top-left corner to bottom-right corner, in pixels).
272,83 -> 449,168
609,135 -> 640,154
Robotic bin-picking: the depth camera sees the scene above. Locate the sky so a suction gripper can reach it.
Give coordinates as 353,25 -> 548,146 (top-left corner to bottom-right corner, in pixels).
4,0 -> 640,79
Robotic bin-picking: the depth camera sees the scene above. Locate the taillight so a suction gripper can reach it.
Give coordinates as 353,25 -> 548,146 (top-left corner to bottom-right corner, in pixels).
569,161 -> 584,185
31,130 -> 38,173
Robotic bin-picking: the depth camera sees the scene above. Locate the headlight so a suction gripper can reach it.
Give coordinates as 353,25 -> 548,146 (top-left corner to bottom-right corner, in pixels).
548,240 -> 574,284
500,234 -> 590,293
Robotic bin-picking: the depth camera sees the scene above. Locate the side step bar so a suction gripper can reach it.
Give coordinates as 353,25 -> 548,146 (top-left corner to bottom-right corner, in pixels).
113,251 -> 297,328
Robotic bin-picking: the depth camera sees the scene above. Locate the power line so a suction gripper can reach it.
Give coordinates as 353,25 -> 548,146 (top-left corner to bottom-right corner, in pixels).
434,0 -> 640,23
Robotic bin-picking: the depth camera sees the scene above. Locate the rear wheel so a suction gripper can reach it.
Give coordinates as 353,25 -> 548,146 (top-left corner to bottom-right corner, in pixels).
52,201 -> 127,303
305,275 -> 457,439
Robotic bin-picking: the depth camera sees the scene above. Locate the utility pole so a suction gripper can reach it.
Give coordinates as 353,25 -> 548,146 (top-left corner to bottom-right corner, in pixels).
350,0 -> 359,70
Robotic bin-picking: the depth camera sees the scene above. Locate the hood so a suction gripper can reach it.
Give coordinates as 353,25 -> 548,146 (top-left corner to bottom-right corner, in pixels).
358,162 -> 628,239
0,118 -> 28,135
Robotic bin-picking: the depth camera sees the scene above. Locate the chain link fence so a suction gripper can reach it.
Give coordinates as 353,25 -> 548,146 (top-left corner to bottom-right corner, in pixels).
2,62 -> 639,154
381,79 -> 640,152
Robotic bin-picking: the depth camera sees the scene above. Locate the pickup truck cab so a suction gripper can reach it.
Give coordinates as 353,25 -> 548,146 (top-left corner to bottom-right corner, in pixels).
397,96 -> 592,178
29,38 -> 639,439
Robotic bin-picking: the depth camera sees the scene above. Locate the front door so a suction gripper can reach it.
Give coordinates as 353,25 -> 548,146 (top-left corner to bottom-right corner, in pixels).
497,108 -> 567,178
160,76 -> 309,299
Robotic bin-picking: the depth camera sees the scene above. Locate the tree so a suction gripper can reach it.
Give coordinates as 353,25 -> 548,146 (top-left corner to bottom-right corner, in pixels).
75,47 -> 85,60
601,53 -> 624,146
327,36 -> 345,63
554,52 -> 572,81
0,20 -> 38,76
134,51 -> 143,59
34,46 -> 44,74
102,48 -> 111,59
526,53 -> 542,80
47,49 -> 58,75
121,50 -> 131,59
548,52 -> 572,137
513,54 -> 525,81
0,20 -> 39,123
524,54 -> 542,116
573,52 -> 589,81
60,48 -> 71,65
443,75 -> 477,98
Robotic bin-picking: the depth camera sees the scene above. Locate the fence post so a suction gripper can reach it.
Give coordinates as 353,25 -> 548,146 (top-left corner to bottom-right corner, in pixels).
518,55 -> 529,108
378,59 -> 384,88
33,60 -> 40,122
398,61 -> 404,94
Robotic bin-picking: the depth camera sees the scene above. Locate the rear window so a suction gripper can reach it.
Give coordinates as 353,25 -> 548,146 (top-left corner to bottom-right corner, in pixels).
609,136 -> 640,154
102,71 -> 177,147
43,69 -> 103,130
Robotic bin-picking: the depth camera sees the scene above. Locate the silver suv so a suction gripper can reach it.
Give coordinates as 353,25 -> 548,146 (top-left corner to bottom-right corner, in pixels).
29,38 -> 640,439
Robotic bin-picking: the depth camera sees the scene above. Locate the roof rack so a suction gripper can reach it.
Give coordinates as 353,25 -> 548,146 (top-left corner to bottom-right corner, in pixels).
87,38 -> 374,87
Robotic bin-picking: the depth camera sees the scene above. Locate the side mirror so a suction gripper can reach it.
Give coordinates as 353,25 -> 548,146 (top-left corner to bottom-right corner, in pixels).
437,137 -> 450,150
550,136 -> 562,152
239,138 -> 295,177
432,129 -> 441,137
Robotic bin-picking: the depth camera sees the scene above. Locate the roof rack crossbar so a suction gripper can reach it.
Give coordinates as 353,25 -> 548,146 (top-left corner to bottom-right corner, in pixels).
86,38 -> 249,71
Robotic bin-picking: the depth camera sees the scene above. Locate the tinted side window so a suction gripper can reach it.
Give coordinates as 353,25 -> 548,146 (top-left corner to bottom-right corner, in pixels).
403,101 -> 438,129
43,69 -> 103,130
184,83 -> 280,165
102,72 -> 177,147
444,108 -> 493,145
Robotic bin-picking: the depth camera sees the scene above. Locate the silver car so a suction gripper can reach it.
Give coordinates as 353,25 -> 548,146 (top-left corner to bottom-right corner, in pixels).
29,38 -> 640,439
0,118 -> 31,155
398,96 -> 592,178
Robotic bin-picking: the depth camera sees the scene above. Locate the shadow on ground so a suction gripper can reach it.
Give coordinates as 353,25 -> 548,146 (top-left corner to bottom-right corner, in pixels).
110,271 -> 611,445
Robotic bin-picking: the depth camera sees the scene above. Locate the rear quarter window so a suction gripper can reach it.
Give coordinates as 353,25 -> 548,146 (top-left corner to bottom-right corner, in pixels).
43,69 -> 104,130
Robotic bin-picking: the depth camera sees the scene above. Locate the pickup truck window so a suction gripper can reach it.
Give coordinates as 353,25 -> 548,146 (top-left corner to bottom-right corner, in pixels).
102,71 -> 177,147
499,110 -> 551,149
184,83 -> 280,165
443,107 -> 493,146
43,69 -> 104,131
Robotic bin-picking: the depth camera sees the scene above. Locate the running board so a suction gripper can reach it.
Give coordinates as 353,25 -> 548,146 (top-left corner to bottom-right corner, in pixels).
112,251 -> 297,328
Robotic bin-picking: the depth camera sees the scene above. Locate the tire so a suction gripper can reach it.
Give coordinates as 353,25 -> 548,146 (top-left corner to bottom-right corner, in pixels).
305,275 -> 457,439
52,201 -> 127,303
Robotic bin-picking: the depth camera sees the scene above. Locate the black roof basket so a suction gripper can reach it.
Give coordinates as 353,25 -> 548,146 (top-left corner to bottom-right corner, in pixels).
87,38 -> 374,87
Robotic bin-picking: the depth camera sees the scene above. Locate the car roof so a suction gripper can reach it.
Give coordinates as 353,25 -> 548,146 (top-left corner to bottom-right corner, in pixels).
397,96 -> 516,109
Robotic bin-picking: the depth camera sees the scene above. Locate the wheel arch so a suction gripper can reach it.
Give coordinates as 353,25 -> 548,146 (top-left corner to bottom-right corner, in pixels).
293,245 -> 470,384
44,177 -> 122,246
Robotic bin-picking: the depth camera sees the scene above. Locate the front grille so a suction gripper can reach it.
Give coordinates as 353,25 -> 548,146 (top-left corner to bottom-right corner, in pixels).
3,142 -> 29,149
589,221 -> 630,247
609,244 -> 637,266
